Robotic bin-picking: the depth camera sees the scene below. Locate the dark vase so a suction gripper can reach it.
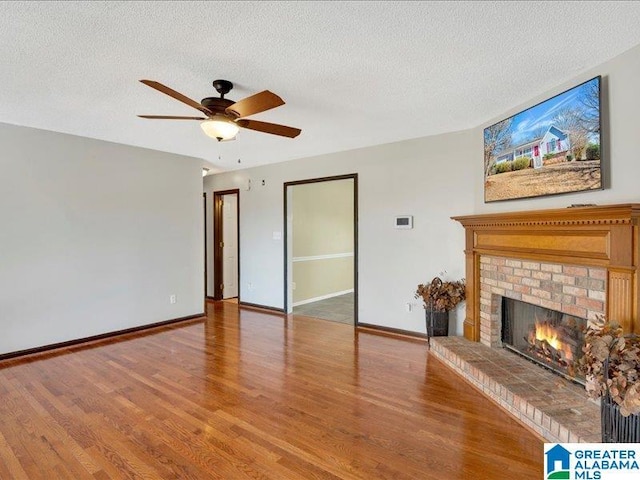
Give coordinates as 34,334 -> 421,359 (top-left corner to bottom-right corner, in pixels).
425,308 -> 449,338
601,394 -> 640,442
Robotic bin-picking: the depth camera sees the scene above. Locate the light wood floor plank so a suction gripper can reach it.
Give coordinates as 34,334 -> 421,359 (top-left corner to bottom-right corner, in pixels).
0,301 -> 543,478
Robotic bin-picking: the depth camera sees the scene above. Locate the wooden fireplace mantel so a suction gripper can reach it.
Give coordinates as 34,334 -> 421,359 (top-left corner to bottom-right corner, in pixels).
452,203 -> 640,340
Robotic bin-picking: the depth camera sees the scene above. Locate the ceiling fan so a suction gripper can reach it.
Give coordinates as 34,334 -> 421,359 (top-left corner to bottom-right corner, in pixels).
138,79 -> 301,141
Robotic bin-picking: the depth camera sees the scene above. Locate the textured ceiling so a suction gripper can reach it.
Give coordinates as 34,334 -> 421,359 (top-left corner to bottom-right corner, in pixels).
2,1 -> 640,173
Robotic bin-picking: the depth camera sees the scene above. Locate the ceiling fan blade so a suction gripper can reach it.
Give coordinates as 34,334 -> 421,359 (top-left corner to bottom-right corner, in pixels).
138,115 -> 206,120
139,80 -> 212,115
225,90 -> 285,118
237,119 -> 301,138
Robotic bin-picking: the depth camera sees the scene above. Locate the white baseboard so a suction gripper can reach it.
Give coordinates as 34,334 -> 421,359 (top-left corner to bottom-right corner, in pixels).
292,289 -> 354,307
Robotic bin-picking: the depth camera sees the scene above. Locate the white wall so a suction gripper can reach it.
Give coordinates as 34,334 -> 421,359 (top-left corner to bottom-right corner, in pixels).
204,129 -> 476,334
0,122 -> 204,355
204,42 -> 640,336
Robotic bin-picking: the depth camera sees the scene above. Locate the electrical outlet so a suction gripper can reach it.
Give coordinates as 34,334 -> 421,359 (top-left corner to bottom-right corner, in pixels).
247,283 -> 253,291
292,282 -> 296,290
170,294 -> 177,304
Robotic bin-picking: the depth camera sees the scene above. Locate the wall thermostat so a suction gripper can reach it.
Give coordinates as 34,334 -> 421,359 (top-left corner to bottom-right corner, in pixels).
394,215 -> 413,229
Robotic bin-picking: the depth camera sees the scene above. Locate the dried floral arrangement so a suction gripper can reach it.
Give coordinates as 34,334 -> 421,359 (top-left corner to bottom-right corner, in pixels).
414,276 -> 466,312
579,317 -> 640,417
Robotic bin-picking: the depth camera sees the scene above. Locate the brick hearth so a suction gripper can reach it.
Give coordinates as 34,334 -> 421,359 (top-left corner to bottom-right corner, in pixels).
430,336 -> 600,442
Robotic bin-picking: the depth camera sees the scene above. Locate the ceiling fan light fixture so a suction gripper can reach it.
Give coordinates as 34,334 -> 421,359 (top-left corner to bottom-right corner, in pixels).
200,116 -> 239,141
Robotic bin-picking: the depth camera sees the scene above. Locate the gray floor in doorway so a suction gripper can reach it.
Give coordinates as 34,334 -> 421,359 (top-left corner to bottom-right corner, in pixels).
293,292 -> 354,325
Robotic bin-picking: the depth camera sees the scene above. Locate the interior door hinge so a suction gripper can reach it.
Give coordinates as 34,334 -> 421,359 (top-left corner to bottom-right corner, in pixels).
220,283 -> 224,291
219,241 -> 224,248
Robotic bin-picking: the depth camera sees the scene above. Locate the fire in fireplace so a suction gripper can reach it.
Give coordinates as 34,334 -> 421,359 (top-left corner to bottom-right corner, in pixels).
501,298 -> 587,383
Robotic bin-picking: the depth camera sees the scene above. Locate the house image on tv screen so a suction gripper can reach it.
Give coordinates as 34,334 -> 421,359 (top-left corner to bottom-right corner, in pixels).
495,125 -> 570,169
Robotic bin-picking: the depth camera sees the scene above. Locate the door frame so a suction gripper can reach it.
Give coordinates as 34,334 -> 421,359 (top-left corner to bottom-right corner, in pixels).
213,189 -> 240,301
283,173 -> 358,324
203,192 -> 208,310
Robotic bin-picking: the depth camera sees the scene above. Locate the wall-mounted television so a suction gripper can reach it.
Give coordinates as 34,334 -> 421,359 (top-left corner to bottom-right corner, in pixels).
484,76 -> 602,203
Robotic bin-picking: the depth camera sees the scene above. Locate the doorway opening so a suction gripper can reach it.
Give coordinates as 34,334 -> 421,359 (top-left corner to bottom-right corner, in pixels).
213,189 -> 240,301
284,174 -> 358,325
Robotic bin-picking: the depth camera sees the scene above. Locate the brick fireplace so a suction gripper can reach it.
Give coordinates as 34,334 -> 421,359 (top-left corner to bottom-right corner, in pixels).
430,204 -> 640,442
479,256 -> 606,347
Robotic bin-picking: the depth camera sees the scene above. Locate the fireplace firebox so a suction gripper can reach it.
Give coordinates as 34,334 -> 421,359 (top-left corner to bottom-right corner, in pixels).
501,298 -> 587,383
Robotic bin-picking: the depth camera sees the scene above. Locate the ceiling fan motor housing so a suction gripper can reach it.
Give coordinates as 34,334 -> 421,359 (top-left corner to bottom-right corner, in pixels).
200,97 -> 234,114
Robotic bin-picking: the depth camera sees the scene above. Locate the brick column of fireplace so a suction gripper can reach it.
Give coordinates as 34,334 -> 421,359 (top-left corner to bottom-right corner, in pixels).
453,204 -> 640,341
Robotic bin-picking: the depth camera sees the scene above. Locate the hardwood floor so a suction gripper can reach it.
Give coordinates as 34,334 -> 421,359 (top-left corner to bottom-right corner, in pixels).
0,302 -> 543,479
